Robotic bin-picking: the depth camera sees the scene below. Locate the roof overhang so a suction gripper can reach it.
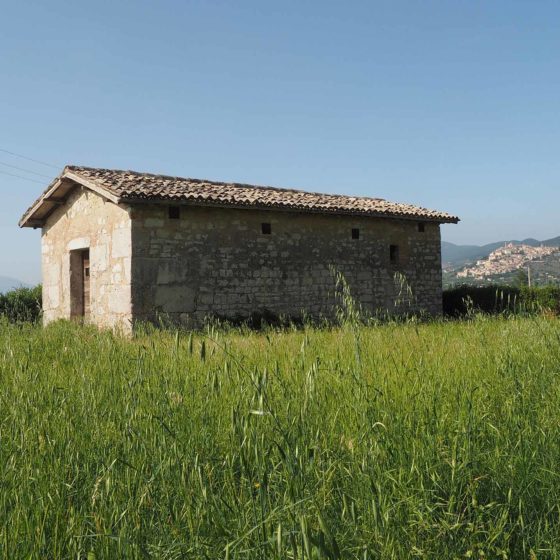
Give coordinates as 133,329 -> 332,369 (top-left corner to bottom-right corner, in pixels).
18,169 -> 121,228
120,195 -> 460,223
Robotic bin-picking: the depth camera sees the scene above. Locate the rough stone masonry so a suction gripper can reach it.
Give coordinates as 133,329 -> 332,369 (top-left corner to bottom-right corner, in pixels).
20,166 -> 459,331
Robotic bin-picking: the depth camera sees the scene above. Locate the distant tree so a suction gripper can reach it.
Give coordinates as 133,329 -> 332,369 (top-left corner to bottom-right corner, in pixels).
514,268 -> 529,287
0,285 -> 42,323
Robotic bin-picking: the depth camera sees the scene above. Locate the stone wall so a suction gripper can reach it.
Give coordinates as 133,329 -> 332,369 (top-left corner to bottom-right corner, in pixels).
41,187 -> 132,330
131,204 -> 442,326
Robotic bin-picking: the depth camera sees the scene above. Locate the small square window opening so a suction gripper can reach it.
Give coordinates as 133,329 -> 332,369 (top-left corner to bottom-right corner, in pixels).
352,228 -> 360,239
168,206 -> 181,219
390,244 -> 400,264
418,222 -> 426,233
261,223 -> 271,235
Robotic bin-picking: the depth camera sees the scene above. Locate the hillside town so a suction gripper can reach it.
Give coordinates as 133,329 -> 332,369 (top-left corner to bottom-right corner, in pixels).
457,243 -> 559,280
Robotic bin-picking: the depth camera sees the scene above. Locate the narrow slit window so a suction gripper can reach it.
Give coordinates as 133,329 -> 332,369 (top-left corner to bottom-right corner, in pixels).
168,206 -> 181,219
390,244 -> 400,264
261,222 -> 271,235
351,228 -> 360,240
418,222 -> 426,233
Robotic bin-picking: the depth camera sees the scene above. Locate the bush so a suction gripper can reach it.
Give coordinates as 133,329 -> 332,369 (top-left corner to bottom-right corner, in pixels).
0,285 -> 42,323
520,285 -> 560,314
443,284 -> 560,316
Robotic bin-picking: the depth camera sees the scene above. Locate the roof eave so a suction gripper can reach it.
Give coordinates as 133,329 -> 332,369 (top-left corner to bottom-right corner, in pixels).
120,195 -> 459,223
439,216 -> 460,225
18,177 -> 65,228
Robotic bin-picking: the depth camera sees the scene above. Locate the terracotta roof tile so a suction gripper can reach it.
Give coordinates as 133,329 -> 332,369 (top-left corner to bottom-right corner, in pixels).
19,165 -> 460,227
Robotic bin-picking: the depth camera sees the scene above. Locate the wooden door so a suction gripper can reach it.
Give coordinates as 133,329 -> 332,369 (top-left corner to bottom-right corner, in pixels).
82,250 -> 90,319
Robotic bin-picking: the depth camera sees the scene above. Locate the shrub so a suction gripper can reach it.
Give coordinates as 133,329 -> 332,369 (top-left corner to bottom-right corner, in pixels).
520,285 -> 560,313
443,285 -> 520,316
443,284 -> 560,316
0,285 -> 42,323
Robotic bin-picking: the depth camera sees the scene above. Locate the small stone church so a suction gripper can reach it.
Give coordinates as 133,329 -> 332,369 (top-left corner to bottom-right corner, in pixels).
20,166 -> 458,330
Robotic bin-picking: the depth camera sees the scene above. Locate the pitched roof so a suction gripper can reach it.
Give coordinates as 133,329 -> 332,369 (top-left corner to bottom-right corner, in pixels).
19,165 -> 459,227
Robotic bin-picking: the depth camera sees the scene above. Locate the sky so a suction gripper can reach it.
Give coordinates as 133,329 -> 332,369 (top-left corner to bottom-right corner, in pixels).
2,0 -> 560,284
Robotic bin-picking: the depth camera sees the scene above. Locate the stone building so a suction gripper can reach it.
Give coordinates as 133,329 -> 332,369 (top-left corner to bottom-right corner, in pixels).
19,166 -> 458,331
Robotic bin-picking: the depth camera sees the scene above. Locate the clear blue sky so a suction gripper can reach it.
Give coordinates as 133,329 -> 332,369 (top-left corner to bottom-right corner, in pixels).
2,0 -> 560,284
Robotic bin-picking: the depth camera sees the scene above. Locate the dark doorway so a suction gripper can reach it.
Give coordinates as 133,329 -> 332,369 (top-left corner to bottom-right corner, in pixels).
70,249 -> 90,319
82,250 -> 90,318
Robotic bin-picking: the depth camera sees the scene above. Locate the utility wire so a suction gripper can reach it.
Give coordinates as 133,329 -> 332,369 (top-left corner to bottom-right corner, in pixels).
0,148 -> 60,170
0,161 -> 53,179
0,169 -> 45,184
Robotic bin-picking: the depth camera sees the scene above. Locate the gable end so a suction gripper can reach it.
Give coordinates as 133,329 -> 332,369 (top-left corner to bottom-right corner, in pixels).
19,173 -> 120,228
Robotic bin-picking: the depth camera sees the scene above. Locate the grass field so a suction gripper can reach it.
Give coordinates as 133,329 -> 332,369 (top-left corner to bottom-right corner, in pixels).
2,315 -> 560,559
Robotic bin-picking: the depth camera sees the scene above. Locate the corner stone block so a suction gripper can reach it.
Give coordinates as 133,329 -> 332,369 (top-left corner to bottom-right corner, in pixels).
112,228 -> 132,259
44,263 -> 60,286
46,285 -> 60,309
108,286 -> 132,314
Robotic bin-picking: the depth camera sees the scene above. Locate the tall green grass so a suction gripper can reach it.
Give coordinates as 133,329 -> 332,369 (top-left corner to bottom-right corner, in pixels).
1,315 -> 560,558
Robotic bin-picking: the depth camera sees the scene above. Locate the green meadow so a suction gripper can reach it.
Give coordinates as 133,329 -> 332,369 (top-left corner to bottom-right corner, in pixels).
1,315 -> 560,559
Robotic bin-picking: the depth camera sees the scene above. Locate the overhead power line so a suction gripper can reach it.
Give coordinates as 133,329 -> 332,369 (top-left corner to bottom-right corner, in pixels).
0,148 -> 60,170
0,169 -> 45,184
0,160 -> 53,179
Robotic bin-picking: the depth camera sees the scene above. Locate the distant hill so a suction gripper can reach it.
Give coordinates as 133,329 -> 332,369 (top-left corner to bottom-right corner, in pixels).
443,237 -> 560,288
443,236 -> 560,268
0,276 -> 30,293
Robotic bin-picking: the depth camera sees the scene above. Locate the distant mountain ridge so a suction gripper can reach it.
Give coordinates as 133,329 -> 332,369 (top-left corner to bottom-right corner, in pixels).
443,236 -> 560,268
